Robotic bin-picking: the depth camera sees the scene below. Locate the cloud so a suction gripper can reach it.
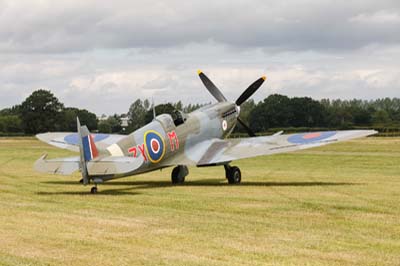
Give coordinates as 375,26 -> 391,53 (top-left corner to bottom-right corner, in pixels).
350,10 -> 400,24
0,1 -> 399,115
1,0 -> 400,53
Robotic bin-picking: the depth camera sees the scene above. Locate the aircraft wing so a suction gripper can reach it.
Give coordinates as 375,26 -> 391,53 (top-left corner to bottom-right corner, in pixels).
193,130 -> 377,166
36,132 -> 126,152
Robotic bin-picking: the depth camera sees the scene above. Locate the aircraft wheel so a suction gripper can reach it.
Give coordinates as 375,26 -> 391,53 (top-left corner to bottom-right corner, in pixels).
227,166 -> 241,184
171,165 -> 188,184
90,186 -> 98,194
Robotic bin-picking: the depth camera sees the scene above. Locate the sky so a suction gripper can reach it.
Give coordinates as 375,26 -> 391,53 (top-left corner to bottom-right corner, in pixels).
0,0 -> 399,115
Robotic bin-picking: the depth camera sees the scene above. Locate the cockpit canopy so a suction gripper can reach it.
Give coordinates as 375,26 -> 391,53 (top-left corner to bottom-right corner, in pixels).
171,110 -> 186,126
155,110 -> 187,131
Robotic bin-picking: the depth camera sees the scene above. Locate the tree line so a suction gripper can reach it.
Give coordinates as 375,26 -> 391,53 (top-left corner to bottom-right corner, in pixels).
0,89 -> 399,135
247,95 -> 400,132
0,90 -> 207,135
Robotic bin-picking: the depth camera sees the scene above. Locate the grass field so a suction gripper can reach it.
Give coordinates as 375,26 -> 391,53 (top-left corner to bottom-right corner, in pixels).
0,137 -> 399,266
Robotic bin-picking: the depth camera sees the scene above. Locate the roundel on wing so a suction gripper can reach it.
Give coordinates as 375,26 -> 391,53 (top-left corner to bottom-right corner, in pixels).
144,130 -> 166,163
287,131 -> 336,144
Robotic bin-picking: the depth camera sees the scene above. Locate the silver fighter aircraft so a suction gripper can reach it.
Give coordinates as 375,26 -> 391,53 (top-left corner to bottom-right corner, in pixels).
35,71 -> 377,193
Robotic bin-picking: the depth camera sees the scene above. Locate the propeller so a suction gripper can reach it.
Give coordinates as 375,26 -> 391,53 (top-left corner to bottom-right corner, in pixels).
237,117 -> 256,137
197,70 -> 266,137
197,70 -> 227,102
235,76 -> 266,106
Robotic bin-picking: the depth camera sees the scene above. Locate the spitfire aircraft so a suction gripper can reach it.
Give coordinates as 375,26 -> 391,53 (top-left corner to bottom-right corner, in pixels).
35,71 -> 377,193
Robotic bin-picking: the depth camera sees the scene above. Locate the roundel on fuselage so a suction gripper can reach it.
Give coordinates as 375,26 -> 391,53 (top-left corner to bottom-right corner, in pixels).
144,130 -> 166,163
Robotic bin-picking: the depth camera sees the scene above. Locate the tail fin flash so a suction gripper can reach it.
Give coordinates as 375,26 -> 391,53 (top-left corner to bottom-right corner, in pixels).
77,118 -> 99,161
82,133 -> 99,161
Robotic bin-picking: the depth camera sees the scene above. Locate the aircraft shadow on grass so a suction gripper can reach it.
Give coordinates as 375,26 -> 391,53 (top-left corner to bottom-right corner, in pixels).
36,186 -> 143,196
38,179 -> 362,196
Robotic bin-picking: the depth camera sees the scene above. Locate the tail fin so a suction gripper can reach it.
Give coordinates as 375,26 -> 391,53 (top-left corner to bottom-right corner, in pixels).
77,118 -> 99,161
77,117 -> 99,185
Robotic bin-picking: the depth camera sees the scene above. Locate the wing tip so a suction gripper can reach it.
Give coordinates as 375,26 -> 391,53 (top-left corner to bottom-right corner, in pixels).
197,69 -> 203,75
261,75 -> 267,81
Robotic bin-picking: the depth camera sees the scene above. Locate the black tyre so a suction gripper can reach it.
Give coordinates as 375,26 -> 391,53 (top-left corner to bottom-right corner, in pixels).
90,186 -> 97,194
227,166 -> 241,184
171,166 -> 186,184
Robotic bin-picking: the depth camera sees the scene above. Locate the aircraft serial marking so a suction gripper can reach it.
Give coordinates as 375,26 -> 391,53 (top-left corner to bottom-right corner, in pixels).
167,131 -> 179,151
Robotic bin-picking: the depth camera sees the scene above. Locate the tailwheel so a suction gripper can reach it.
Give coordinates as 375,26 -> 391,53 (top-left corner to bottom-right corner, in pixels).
171,165 -> 189,184
225,165 -> 241,184
90,186 -> 97,194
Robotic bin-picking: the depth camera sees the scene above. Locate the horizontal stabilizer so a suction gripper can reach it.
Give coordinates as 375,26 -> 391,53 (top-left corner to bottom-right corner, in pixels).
34,154 -> 144,176
87,156 -> 143,176
34,154 -> 80,175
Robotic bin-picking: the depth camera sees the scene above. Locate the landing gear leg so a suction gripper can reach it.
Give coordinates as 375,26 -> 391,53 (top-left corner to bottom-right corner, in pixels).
224,165 -> 241,184
171,165 -> 189,184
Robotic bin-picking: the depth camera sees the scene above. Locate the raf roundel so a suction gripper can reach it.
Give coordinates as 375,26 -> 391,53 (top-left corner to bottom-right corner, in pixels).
144,130 -> 166,163
287,131 -> 337,144
222,120 -> 228,131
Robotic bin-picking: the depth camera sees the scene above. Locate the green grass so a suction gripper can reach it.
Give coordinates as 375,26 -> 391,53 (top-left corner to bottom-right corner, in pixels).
0,137 -> 399,266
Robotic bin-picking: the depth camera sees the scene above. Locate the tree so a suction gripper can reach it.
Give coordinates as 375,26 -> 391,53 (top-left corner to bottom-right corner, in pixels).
249,94 -> 292,131
98,115 -> 122,133
290,97 -> 326,127
98,121 -> 112,133
174,101 -> 183,111
127,99 -> 148,132
0,105 -> 21,116
321,99 -> 354,128
20,90 -> 64,134
144,103 -> 176,124
61,107 -> 98,131
372,110 -> 391,125
0,115 -> 22,133
108,115 -> 122,133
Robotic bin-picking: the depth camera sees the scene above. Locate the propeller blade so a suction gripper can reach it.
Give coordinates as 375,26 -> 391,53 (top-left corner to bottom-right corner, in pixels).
197,70 -> 227,102
237,117 -> 256,137
235,76 -> 266,106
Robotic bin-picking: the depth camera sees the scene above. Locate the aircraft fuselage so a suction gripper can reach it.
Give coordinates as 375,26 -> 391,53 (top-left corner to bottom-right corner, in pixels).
93,101 -> 239,181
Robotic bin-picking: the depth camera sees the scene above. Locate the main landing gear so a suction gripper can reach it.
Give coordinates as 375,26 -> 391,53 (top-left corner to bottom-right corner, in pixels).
171,165 -> 189,184
224,165 -> 241,184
